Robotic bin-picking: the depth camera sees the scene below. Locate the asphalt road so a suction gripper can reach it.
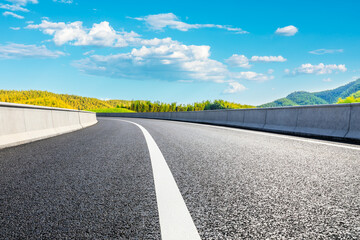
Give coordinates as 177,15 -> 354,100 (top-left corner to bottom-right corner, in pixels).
1,117 -> 359,239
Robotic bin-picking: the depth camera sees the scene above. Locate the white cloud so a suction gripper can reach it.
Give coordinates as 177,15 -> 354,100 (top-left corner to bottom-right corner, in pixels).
226,54 -> 286,68
27,20 -> 183,49
139,37 -> 178,46
6,0 -> 38,5
1,0 -> 38,13
232,71 -> 274,82
0,3 -> 29,12
226,54 -> 251,68
10,26 -> 20,30
267,69 -> 274,74
74,43 -> 228,82
250,55 -> 286,62
3,11 -> 24,19
132,13 -> 248,34
309,49 -> 344,55
275,25 -> 298,36
53,0 -> 73,3
73,40 -> 274,88
83,50 -> 95,56
27,20 -> 141,47
0,43 -> 65,59
323,78 -> 332,82
26,19 -> 273,87
224,82 -> 246,93
289,63 -> 347,75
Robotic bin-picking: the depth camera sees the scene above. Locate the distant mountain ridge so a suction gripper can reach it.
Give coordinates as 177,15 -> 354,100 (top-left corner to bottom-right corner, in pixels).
260,78 -> 360,107
0,90 -> 254,112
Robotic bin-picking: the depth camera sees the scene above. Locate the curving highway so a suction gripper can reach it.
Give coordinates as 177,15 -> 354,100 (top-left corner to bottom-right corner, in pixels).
1,117 -> 359,239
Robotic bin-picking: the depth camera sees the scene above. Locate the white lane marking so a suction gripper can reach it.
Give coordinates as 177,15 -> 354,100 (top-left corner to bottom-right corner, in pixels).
175,121 -> 360,151
119,119 -> 201,240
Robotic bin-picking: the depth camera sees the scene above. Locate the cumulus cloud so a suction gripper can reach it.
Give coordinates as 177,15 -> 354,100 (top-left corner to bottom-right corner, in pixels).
132,13 -> 248,34
10,26 -> 20,30
224,82 -> 246,93
139,37 -> 178,46
226,54 -> 251,68
73,40 -> 273,85
25,19 -> 272,88
275,25 -> 298,36
323,78 -> 332,82
226,54 -> 286,68
3,11 -> 24,19
309,49 -> 344,55
27,20 -> 183,49
73,43 -> 228,82
0,43 -> 65,59
232,71 -> 274,82
27,20 -> 141,47
288,63 -> 347,75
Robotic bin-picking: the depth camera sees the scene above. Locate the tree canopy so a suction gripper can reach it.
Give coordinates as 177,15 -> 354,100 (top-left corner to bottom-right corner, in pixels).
0,90 -> 254,112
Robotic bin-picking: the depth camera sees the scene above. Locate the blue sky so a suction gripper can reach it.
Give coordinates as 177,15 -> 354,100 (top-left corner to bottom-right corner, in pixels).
0,0 -> 359,105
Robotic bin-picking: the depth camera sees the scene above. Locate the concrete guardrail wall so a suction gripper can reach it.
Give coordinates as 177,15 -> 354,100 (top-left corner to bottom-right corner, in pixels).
0,102 -> 97,149
97,103 -> 360,141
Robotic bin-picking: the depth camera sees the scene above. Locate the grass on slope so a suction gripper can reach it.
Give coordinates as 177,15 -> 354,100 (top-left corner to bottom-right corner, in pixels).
337,90 -> 360,104
0,90 -> 254,112
0,90 -> 114,110
88,108 -> 135,113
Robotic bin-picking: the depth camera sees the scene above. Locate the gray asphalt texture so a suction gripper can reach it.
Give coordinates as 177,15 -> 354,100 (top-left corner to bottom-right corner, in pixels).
1,117 -> 360,239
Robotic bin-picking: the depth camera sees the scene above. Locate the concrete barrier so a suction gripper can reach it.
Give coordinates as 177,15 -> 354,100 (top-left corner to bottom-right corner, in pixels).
243,109 -> 267,130
0,102 -> 97,149
159,112 -> 171,120
295,105 -> 350,138
198,110 -> 228,125
97,103 -> 360,141
226,109 -> 245,127
264,107 -> 298,133
345,104 -> 360,140
171,111 -> 199,122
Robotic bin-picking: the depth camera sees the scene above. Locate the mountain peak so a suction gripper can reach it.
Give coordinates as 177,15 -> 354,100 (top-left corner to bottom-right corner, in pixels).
260,79 -> 360,108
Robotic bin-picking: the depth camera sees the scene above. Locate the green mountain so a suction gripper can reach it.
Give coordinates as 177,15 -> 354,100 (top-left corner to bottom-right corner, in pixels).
337,90 -> 360,104
260,78 -> 360,107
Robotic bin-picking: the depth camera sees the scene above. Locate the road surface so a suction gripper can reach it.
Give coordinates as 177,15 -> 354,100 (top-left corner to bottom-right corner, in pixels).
1,117 -> 359,239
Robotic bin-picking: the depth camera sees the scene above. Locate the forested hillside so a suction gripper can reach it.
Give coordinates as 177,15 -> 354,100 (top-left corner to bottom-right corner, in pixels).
0,90 -> 114,110
0,90 -> 254,112
337,90 -> 360,103
260,78 -> 360,107
126,99 -> 254,112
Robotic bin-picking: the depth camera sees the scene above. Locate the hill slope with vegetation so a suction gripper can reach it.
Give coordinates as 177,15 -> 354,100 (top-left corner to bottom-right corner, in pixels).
337,90 -> 360,104
0,90 -> 254,112
260,78 -> 360,107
